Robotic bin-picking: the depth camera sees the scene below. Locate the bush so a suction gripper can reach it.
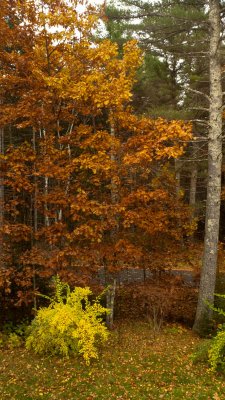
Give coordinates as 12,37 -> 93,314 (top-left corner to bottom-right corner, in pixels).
0,319 -> 30,349
207,294 -> 225,372
26,277 -> 109,365
191,340 -> 211,365
208,327 -> 225,372
7,332 -> 23,349
3,319 -> 30,338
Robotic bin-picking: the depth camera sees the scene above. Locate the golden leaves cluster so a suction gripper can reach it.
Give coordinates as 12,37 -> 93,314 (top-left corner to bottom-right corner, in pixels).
0,0 -> 194,304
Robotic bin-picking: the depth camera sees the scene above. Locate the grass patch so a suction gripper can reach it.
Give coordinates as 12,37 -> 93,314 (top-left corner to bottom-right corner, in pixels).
0,321 -> 225,399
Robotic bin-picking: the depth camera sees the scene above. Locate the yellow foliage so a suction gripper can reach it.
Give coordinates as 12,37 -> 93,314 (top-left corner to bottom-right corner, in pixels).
26,279 -> 109,365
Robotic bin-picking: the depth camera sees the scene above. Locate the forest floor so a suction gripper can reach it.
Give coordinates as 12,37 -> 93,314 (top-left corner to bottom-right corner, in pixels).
0,321 -> 225,400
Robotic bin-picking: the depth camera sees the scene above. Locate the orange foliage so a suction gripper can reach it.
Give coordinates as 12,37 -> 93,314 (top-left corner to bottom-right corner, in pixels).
0,0 -> 194,308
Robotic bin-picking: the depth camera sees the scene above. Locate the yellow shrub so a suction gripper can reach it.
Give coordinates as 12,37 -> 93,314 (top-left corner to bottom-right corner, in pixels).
26,278 -> 109,365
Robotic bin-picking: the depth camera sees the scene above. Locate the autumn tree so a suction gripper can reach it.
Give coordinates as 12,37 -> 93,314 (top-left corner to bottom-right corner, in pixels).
0,0 -> 193,312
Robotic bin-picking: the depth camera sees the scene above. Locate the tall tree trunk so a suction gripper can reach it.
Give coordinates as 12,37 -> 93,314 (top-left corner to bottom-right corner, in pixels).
41,128 -> 50,228
32,128 -> 38,311
105,115 -> 118,329
193,0 -> 222,335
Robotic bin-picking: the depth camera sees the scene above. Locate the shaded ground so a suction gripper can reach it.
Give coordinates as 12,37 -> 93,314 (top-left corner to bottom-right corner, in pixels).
0,322 -> 224,399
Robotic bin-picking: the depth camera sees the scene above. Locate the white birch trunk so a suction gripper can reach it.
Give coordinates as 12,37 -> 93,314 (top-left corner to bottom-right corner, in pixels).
105,116 -> 118,328
32,129 -> 38,311
41,128 -> 50,228
110,121 -> 119,209
44,176 -> 50,227
175,158 -> 181,196
193,0 -> 223,334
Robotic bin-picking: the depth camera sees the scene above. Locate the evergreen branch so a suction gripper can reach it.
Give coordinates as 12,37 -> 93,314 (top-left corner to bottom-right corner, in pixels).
109,9 -> 208,24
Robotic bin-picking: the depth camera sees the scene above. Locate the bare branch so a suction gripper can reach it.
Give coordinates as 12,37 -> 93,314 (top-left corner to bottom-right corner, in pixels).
185,87 -> 210,102
190,119 -> 209,126
187,107 -> 209,112
193,136 -> 208,141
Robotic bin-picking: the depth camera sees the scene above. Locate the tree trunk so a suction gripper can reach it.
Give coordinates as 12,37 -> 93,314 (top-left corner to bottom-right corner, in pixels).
32,128 -> 38,311
175,158 -> 181,196
189,163 -> 197,211
110,118 -> 119,232
106,279 -> 116,330
104,115 -> 119,329
44,176 -> 50,227
193,0 -> 222,335
189,142 -> 198,224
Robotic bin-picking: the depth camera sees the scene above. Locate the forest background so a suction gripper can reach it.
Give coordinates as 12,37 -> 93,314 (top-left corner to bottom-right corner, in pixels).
0,0 -> 224,335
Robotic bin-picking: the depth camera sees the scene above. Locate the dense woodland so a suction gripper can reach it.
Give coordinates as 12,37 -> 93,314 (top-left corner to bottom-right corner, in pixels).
1,0 -> 225,336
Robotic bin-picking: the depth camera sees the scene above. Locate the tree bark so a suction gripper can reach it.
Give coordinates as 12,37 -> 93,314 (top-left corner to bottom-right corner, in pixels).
106,279 -> 116,330
105,116 -> 118,328
110,118 -> 119,222
189,142 -> 198,222
32,128 -> 38,311
193,0 -> 223,335
189,163 -> 197,211
175,158 -> 182,196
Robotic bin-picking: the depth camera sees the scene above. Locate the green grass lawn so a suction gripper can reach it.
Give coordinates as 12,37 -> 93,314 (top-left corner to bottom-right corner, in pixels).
0,321 -> 224,400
